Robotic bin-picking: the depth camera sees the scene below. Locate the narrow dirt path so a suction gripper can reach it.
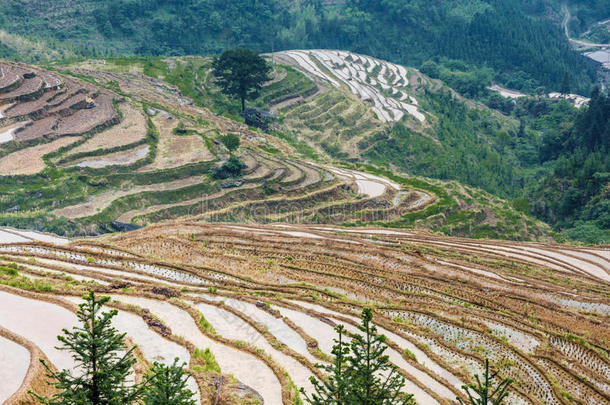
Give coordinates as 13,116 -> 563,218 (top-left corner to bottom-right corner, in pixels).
562,4 -> 610,48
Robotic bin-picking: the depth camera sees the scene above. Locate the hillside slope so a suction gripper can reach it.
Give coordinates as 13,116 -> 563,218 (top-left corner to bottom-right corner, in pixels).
164,52 -> 525,197
180,53 -> 514,196
0,57 -> 553,241
177,50 -> 606,243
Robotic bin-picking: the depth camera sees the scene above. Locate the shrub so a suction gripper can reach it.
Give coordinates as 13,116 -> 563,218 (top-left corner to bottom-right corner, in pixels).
198,313 -> 217,335
403,348 -> 417,362
219,133 -> 240,152
209,156 -> 246,179
0,265 -> 18,277
144,358 -> 196,405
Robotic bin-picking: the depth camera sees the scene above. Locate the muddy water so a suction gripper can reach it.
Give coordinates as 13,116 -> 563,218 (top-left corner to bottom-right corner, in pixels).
288,300 -> 464,394
0,335 -> 30,402
65,296 -> 190,365
276,304 -> 338,355
110,296 -> 280,404
194,301 -> 314,398
0,229 -> 31,243
0,291 -> 78,371
72,145 -> 149,168
198,294 -> 318,363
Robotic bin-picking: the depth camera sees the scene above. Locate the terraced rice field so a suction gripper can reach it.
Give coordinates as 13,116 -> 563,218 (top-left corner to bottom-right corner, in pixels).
0,58 -> 433,236
0,57 -> 551,241
139,110 -> 214,171
0,224 -> 607,404
275,50 -> 426,123
262,50 -> 437,159
0,61 -> 117,143
0,136 -> 82,175
64,102 -> 147,155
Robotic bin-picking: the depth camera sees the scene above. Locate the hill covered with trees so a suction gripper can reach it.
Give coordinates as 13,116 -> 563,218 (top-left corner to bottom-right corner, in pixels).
0,0 -> 601,94
529,89 -> 610,243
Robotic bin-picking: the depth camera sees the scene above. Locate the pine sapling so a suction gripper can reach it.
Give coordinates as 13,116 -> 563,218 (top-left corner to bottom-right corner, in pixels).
144,358 -> 196,405
457,358 -> 514,405
302,308 -> 415,405
301,325 -> 351,404
32,291 -> 144,405
347,308 -> 415,405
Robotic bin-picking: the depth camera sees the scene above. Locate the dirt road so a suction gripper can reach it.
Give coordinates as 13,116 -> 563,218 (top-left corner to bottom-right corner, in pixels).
562,4 -> 610,48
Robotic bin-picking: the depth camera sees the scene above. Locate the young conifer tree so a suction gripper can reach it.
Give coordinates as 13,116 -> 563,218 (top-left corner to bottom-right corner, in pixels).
144,358 -> 197,405
302,308 -> 415,405
348,308 -> 415,405
33,291 -> 144,405
457,358 -> 514,405
302,325 -> 351,404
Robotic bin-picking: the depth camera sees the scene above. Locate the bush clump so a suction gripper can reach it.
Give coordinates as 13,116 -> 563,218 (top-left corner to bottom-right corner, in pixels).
209,156 -> 246,179
219,133 -> 240,152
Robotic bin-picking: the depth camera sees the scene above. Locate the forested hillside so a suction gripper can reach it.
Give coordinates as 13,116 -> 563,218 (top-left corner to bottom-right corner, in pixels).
529,89 -> 610,243
0,1 -> 606,243
0,0 -> 599,94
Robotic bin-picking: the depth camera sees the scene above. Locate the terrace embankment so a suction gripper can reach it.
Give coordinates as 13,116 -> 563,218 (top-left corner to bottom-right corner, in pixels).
0,58 -> 555,241
0,224 -> 607,404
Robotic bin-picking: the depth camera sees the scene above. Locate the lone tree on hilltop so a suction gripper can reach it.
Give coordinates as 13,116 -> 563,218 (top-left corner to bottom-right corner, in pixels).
212,48 -> 271,112
302,308 -> 415,404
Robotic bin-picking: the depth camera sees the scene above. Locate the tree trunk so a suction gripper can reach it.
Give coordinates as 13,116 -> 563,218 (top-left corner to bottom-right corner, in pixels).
241,96 -> 245,113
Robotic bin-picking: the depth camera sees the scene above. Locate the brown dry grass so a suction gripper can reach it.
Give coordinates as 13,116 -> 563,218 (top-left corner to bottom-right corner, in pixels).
53,176 -> 205,219
0,137 -> 81,175
139,111 -> 214,171
67,144 -> 149,169
66,103 -> 147,155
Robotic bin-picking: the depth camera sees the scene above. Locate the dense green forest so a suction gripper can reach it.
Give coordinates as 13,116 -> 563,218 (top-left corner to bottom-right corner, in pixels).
363,91 -> 522,198
564,0 -> 610,36
0,0 -> 601,94
365,89 -> 609,243
528,89 -> 610,243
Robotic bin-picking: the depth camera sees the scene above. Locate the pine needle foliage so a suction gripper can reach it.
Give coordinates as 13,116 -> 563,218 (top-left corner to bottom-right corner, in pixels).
457,358 -> 514,405
32,291 -> 144,405
302,308 -> 415,405
303,325 -> 351,403
143,358 -> 196,405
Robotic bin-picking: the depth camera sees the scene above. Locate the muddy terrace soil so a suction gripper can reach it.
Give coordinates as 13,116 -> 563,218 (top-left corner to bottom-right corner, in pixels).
0,224 -> 608,404
0,61 -> 117,143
